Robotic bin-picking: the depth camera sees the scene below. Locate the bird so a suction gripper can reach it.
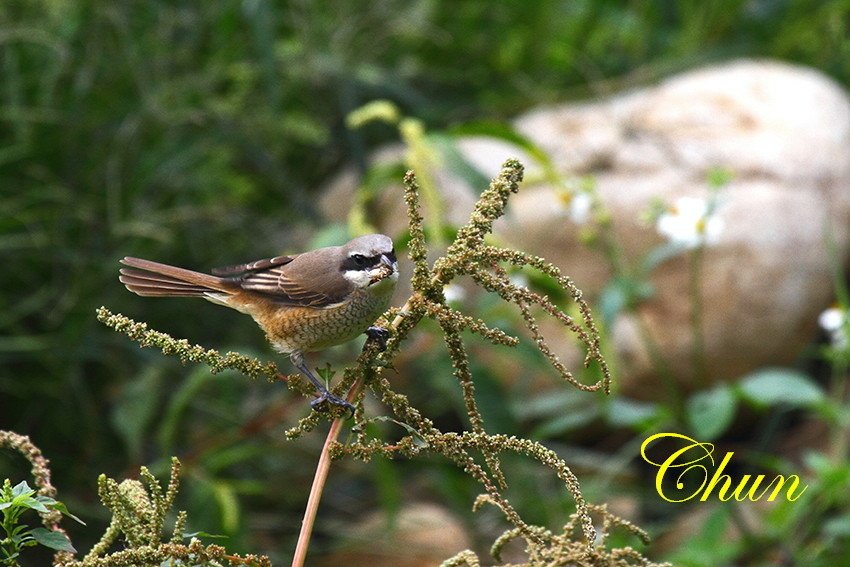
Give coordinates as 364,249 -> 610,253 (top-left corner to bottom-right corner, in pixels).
118,234 -> 399,413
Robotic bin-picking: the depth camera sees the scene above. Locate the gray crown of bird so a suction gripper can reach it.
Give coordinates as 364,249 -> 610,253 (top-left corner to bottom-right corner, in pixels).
119,234 -> 399,412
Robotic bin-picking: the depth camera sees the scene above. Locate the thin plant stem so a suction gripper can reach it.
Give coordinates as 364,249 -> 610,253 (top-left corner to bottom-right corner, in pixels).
829,357 -> 849,462
635,314 -> 684,421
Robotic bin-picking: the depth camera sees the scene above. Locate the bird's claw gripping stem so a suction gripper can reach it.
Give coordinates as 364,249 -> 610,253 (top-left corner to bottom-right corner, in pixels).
291,352 -> 355,418
365,325 -> 390,350
309,391 -> 356,416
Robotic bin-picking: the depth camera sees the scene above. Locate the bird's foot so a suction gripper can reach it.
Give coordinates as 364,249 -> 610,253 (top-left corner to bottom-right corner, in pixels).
365,326 -> 390,350
290,352 -> 355,417
310,391 -> 356,417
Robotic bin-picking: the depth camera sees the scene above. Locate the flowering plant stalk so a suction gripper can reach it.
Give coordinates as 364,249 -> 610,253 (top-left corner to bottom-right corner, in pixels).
95,160 -> 668,566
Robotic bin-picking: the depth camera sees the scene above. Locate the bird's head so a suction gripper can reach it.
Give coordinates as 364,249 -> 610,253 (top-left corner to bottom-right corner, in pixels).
339,234 -> 399,291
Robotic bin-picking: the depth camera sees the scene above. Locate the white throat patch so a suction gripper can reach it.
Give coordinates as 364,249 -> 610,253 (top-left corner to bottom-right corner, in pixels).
343,269 -> 372,288
343,266 -> 399,290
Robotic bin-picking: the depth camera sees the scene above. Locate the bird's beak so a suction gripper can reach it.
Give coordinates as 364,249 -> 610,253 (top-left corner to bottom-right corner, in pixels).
380,254 -> 396,271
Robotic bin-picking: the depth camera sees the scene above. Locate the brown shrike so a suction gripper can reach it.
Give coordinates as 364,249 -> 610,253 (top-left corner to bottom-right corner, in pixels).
119,234 -> 399,413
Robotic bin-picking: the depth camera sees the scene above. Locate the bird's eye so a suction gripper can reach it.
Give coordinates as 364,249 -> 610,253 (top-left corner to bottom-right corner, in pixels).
351,254 -> 368,267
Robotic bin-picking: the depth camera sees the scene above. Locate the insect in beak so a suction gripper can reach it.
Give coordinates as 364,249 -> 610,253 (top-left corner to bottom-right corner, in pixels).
369,254 -> 397,285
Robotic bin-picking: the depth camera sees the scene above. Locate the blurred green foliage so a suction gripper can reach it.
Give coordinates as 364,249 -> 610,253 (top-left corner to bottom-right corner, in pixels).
2,0 -> 850,564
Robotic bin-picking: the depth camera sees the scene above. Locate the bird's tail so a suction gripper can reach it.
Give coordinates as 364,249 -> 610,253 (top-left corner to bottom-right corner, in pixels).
119,257 -> 233,298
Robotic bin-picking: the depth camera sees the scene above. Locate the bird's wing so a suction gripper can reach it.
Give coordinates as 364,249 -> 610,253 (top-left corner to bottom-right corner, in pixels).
211,255 -> 295,275
215,254 -> 343,308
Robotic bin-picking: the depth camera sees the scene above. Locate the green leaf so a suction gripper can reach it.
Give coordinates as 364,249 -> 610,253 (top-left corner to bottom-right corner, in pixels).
10,524 -> 31,538
315,364 -> 336,382
158,366 -> 219,454
686,384 -> 737,440
12,496 -> 50,514
354,416 -> 429,447
11,481 -> 34,498
663,506 -> 738,566
802,450 -> 832,474
513,390 -> 584,420
346,99 -> 400,128
531,406 -> 601,438
356,161 -> 408,201
598,281 -> 628,328
112,366 -> 164,460
201,443 -> 269,474
641,242 -> 687,273
448,121 -> 554,170
736,368 -> 825,408
428,133 -> 490,191
823,515 -> 850,538
211,481 -> 240,534
182,531 -> 228,540
606,398 -> 663,429
31,528 -> 76,552
51,501 -> 86,525
598,277 -> 654,327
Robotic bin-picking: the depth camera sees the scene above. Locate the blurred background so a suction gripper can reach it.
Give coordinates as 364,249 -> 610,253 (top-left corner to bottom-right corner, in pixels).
2,1 -> 850,565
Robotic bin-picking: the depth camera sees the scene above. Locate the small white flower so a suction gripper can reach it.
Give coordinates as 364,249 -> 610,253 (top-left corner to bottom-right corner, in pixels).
443,283 -> 466,304
819,307 -> 846,331
656,196 -> 723,249
819,306 -> 848,349
556,190 -> 592,224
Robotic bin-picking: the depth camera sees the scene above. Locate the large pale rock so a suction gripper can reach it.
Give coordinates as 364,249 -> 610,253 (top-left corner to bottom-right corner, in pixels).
321,60 -> 850,395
